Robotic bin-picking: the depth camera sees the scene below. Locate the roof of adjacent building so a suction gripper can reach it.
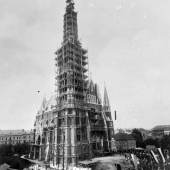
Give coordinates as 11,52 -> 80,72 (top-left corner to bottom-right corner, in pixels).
0,129 -> 33,136
152,125 -> 170,131
114,133 -> 135,141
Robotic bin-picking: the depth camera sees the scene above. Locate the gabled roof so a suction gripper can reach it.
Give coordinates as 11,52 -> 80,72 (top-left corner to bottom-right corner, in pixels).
103,87 -> 111,112
38,95 -> 57,114
39,96 -> 47,113
87,80 -> 102,104
96,84 -> 102,104
87,80 -> 96,94
46,95 -> 57,111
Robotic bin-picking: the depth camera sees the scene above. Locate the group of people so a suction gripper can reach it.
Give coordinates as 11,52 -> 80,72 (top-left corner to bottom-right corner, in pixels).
115,149 -> 166,170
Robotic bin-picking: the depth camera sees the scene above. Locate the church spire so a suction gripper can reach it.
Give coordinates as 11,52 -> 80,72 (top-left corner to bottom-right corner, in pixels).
66,0 -> 74,4
66,0 -> 75,11
103,87 -> 111,112
64,0 -> 78,42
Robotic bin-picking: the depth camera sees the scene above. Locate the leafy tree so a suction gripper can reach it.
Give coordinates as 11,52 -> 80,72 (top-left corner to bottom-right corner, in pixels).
131,129 -> 145,148
0,143 -> 32,169
144,138 -> 160,148
160,135 -> 170,150
0,143 -> 30,157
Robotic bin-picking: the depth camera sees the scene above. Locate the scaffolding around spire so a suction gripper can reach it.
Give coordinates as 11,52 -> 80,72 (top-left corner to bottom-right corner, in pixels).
66,0 -> 75,12
64,0 -> 78,42
66,0 -> 74,4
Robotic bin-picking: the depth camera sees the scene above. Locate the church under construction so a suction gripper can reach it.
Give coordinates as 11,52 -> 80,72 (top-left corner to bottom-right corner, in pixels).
30,0 -> 115,169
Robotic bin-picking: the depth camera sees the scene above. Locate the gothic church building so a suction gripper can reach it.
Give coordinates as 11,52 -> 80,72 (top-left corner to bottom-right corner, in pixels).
30,0 -> 115,169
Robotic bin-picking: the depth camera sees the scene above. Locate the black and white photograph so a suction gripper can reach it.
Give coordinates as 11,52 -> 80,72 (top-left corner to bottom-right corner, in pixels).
0,0 -> 170,169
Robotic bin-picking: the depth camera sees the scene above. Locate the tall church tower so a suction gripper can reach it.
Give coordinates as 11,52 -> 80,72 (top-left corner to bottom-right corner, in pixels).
56,0 -> 87,107
55,0 -> 89,167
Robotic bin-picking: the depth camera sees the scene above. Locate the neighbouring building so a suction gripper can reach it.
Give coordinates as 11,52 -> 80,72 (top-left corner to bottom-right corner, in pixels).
151,125 -> 170,138
30,0 -> 115,169
0,130 -> 34,145
115,128 -> 133,134
116,128 -> 152,141
114,133 -> 136,151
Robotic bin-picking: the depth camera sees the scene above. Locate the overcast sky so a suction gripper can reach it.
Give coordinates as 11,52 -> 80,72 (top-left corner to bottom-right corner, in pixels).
0,0 -> 170,130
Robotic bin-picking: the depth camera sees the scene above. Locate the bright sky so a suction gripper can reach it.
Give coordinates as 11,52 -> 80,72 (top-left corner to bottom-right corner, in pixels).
0,0 -> 170,130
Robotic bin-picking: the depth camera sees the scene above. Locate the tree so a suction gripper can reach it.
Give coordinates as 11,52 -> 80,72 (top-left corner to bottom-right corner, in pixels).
144,138 -> 160,148
160,135 -> 170,150
131,129 -> 145,148
0,143 -> 31,169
